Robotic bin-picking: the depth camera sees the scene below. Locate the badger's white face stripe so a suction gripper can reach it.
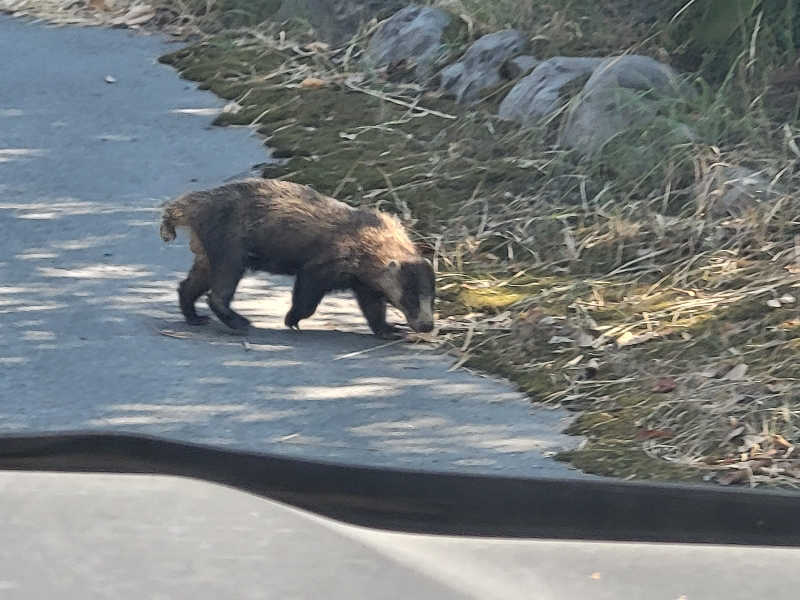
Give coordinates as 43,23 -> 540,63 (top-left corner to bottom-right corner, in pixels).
418,295 -> 434,325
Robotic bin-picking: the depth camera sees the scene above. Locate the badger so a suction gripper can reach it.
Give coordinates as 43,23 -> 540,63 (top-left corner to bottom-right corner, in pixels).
160,178 -> 435,338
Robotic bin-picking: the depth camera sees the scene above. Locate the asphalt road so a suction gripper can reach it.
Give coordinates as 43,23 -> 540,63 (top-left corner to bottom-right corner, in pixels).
0,15 -> 588,478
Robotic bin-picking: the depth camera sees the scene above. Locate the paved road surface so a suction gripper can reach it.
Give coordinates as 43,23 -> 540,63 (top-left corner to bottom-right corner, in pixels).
0,15 -> 588,478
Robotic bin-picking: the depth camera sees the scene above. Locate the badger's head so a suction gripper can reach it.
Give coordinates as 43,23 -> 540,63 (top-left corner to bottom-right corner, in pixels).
380,258 -> 435,333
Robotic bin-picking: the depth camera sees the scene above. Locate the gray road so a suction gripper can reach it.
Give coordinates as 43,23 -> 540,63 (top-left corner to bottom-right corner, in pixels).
0,15 -> 587,478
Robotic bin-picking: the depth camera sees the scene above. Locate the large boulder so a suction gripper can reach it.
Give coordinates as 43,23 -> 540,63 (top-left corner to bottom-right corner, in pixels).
500,55 -> 540,80
437,29 -> 529,104
362,5 -> 453,79
498,57 -> 604,124
559,55 -> 691,156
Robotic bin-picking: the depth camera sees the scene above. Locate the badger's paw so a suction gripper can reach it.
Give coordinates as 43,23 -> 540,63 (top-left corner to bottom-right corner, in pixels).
226,314 -> 251,331
185,315 -> 210,326
374,324 -> 404,340
284,312 -> 301,331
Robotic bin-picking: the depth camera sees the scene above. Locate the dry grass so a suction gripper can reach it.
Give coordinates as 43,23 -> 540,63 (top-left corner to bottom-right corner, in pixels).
8,0 -> 800,488
160,23 -> 800,487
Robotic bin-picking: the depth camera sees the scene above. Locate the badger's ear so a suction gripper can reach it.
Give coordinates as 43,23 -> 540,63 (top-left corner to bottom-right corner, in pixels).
386,259 -> 400,273
416,241 -> 435,260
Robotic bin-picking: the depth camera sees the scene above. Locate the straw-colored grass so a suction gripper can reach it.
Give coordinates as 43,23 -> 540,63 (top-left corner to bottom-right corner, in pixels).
7,0 -> 799,487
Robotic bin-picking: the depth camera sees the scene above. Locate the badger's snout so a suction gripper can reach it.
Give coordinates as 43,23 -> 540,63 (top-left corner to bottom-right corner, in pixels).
409,319 -> 434,333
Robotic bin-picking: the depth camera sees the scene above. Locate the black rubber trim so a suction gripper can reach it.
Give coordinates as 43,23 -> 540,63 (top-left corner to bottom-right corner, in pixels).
1,431 -> 798,546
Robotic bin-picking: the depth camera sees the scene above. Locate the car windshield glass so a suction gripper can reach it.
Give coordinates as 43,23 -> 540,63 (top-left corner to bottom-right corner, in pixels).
1,1 -> 798,497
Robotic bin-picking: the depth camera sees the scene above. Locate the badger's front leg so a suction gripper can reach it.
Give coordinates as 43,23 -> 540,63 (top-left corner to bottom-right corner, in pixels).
353,282 -> 401,339
285,270 -> 326,331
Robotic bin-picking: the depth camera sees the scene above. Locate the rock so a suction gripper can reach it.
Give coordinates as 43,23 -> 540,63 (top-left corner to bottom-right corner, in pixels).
498,57 -> 603,124
275,0 -> 405,45
559,55 -> 690,156
362,4 -> 453,79
437,29 -> 529,104
698,165 -> 783,217
501,55 -> 539,80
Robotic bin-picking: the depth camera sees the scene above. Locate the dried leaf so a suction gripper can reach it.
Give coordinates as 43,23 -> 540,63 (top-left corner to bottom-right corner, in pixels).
616,331 -> 656,347
305,41 -> 330,52
774,434 -> 792,449
651,377 -> 677,393
723,363 -> 748,381
300,77 -> 327,88
635,428 -> 674,441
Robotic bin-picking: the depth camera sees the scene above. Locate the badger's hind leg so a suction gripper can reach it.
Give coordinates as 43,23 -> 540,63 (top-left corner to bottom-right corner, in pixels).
205,242 -> 250,331
178,254 -> 211,326
284,270 -> 326,331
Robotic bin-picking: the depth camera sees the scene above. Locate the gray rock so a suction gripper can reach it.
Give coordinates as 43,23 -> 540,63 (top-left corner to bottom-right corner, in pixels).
498,57 -> 604,124
501,55 -> 540,80
437,29 -> 528,104
362,4 -> 452,78
699,166 -> 783,217
559,55 -> 690,156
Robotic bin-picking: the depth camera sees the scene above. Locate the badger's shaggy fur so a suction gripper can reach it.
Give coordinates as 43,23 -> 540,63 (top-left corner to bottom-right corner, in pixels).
160,178 -> 435,337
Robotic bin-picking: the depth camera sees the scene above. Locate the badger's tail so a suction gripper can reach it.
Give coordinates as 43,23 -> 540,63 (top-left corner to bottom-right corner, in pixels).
159,193 -> 193,242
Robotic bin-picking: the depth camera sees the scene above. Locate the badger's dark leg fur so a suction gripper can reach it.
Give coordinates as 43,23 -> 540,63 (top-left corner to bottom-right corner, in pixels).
285,270 -> 326,330
178,255 -> 211,326
352,282 -> 399,339
203,235 -> 250,330
207,267 -> 249,330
